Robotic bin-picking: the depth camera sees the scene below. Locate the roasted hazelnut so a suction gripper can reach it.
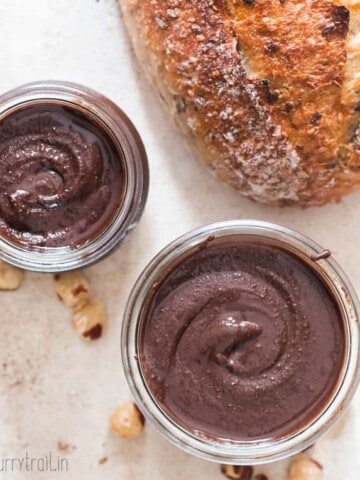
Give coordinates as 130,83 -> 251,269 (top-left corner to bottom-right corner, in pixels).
55,271 -> 90,308
72,300 -> 106,341
109,401 -> 145,439
0,261 -> 24,290
289,457 -> 323,480
221,465 -> 254,480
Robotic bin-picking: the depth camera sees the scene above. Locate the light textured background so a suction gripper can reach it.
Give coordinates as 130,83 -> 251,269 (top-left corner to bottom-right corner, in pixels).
0,1 -> 358,479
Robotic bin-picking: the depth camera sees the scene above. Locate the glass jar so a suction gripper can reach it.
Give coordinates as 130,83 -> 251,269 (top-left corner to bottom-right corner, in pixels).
0,81 -> 149,272
122,220 -> 360,465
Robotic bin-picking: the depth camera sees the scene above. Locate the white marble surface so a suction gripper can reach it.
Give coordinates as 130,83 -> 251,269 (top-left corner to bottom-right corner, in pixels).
0,1 -> 358,478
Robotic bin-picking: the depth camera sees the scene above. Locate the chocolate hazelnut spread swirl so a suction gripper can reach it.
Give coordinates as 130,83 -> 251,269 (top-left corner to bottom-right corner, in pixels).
141,243 -> 345,441
0,104 -> 124,248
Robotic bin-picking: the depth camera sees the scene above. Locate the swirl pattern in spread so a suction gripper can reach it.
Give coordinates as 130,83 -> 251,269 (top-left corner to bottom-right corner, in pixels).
0,105 -> 124,248
142,243 -> 344,441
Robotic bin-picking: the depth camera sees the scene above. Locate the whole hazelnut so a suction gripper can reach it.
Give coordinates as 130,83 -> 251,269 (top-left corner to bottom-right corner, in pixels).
72,300 -> 106,340
109,401 -> 145,439
221,465 -> 254,480
55,271 -> 90,308
0,261 -> 24,290
289,457 -> 323,480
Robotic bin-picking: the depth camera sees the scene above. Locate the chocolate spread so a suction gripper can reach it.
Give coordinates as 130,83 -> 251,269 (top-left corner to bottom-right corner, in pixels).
141,242 -> 345,441
0,104 -> 124,248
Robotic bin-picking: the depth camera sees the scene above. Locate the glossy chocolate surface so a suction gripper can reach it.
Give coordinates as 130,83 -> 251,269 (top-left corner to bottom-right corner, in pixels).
141,242 -> 345,441
0,104 -> 124,248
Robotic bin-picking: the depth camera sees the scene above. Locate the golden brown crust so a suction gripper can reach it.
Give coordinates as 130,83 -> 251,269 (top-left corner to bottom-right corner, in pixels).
119,0 -> 360,206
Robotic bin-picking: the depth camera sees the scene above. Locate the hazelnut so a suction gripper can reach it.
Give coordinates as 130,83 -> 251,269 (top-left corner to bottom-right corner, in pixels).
221,465 -> 254,480
0,261 -> 25,290
72,300 -> 106,340
55,271 -> 90,308
109,401 -> 145,439
289,457 -> 323,480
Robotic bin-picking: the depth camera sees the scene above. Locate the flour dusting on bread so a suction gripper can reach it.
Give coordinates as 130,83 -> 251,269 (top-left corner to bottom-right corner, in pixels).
120,0 -> 360,206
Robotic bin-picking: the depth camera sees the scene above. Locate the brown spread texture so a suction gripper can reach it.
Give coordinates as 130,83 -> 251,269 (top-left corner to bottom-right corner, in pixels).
119,0 -> 360,206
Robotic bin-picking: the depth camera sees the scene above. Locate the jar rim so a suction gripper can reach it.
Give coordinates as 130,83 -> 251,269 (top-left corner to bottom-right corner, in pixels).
0,80 -> 149,272
122,220 -> 360,464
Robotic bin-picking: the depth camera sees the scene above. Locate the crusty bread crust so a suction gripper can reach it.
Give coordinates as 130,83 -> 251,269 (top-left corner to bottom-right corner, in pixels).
119,0 -> 360,206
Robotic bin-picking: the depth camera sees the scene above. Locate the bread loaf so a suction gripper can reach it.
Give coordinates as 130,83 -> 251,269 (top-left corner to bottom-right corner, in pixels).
119,0 -> 360,206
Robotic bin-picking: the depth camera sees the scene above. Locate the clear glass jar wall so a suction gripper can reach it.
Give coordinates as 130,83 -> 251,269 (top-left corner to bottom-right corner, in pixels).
0,81 -> 149,272
122,220 -> 360,465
